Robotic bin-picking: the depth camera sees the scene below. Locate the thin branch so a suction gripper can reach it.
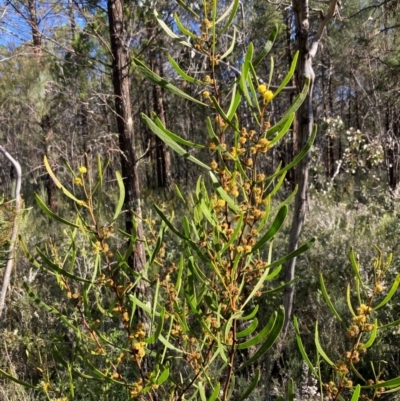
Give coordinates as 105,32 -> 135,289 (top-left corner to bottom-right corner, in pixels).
136,140 -> 152,164
347,0 -> 396,19
309,0 -> 338,57
0,145 -> 22,318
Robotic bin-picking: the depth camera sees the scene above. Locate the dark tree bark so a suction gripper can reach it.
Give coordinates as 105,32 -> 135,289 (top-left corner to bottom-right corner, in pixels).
283,0 -> 338,334
41,115 -> 57,210
27,0 -> 42,56
151,53 -> 172,190
107,0 -> 147,278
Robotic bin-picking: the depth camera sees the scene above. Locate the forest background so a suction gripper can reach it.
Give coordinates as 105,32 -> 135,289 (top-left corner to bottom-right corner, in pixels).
1,0 -> 400,400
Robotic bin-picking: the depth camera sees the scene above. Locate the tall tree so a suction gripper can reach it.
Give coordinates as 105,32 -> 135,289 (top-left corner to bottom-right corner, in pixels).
107,0 -> 147,286
283,0 -> 338,332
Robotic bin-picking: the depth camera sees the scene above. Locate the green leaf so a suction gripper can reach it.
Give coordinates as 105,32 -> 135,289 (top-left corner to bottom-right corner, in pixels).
226,83 -> 242,120
268,124 -> 317,180
363,376 -> 400,389
145,308 -> 165,344
252,205 -> 288,252
220,0 -> 240,34
158,334 -> 184,353
198,382 -> 207,401
239,44 -> 254,108
227,374 -> 236,400
154,10 -> 193,47
133,58 -> 207,106
294,316 -> 319,378
253,26 -> 278,67
315,321 -> 335,366
153,205 -> 210,265
263,277 -> 299,295
76,347 -> 122,383
264,238 -> 316,271
168,55 -> 204,84
288,379 -> 295,401
237,306 -> 284,371
267,78 -> 310,137
349,248 -> 364,286
238,369 -> 260,401
363,318 -> 378,348
221,26 -> 236,60
373,273 -> 400,310
319,273 -> 343,322
221,212 -> 244,253
248,62 -> 262,116
268,56 -> 274,87
44,156 -> 87,207
142,114 -> 210,170
272,185 -> 298,212
112,171 -> 125,222
237,313 -> 276,349
268,171 -> 287,197
35,194 -> 79,228
241,265 -> 277,309
236,318 -> 259,338
208,382 -> 220,401
272,51 -> 298,99
175,0 -> 200,19
378,317 -> 400,330
149,223 -> 166,265
210,96 -> 235,129
209,171 -> 239,212
347,284 -> 356,316
23,283 -> 79,334
241,305 -> 259,320
154,115 -> 204,148
0,369 -> 38,389
157,366 -> 170,385
351,385 -> 361,401
174,13 -> 197,39
129,294 -> 153,316
269,113 -> 295,147
35,248 -> 92,283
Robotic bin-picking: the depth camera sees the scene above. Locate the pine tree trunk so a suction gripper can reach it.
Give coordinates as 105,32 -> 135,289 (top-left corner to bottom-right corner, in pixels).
107,0 -> 147,282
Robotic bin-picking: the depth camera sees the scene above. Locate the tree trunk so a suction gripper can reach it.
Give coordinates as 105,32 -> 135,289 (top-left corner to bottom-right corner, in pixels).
151,53 -> 172,190
41,115 -> 57,210
27,0 -> 57,209
27,0 -> 42,56
283,0 -> 338,334
107,0 -> 147,280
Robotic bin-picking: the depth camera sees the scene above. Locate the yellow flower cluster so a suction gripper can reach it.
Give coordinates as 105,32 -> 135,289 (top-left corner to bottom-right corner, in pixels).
212,195 -> 226,211
132,322 -> 146,339
215,114 -> 226,129
204,75 -> 215,85
131,341 -> 146,360
257,84 -> 274,102
356,303 -> 372,315
130,377 -> 144,398
171,324 -> 183,337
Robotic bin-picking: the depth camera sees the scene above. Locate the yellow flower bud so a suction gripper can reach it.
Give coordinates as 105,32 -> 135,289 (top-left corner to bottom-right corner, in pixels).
262,90 -> 274,102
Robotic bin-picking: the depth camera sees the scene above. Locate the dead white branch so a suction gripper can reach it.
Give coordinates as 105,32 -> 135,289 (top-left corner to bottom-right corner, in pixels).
0,145 -> 22,317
